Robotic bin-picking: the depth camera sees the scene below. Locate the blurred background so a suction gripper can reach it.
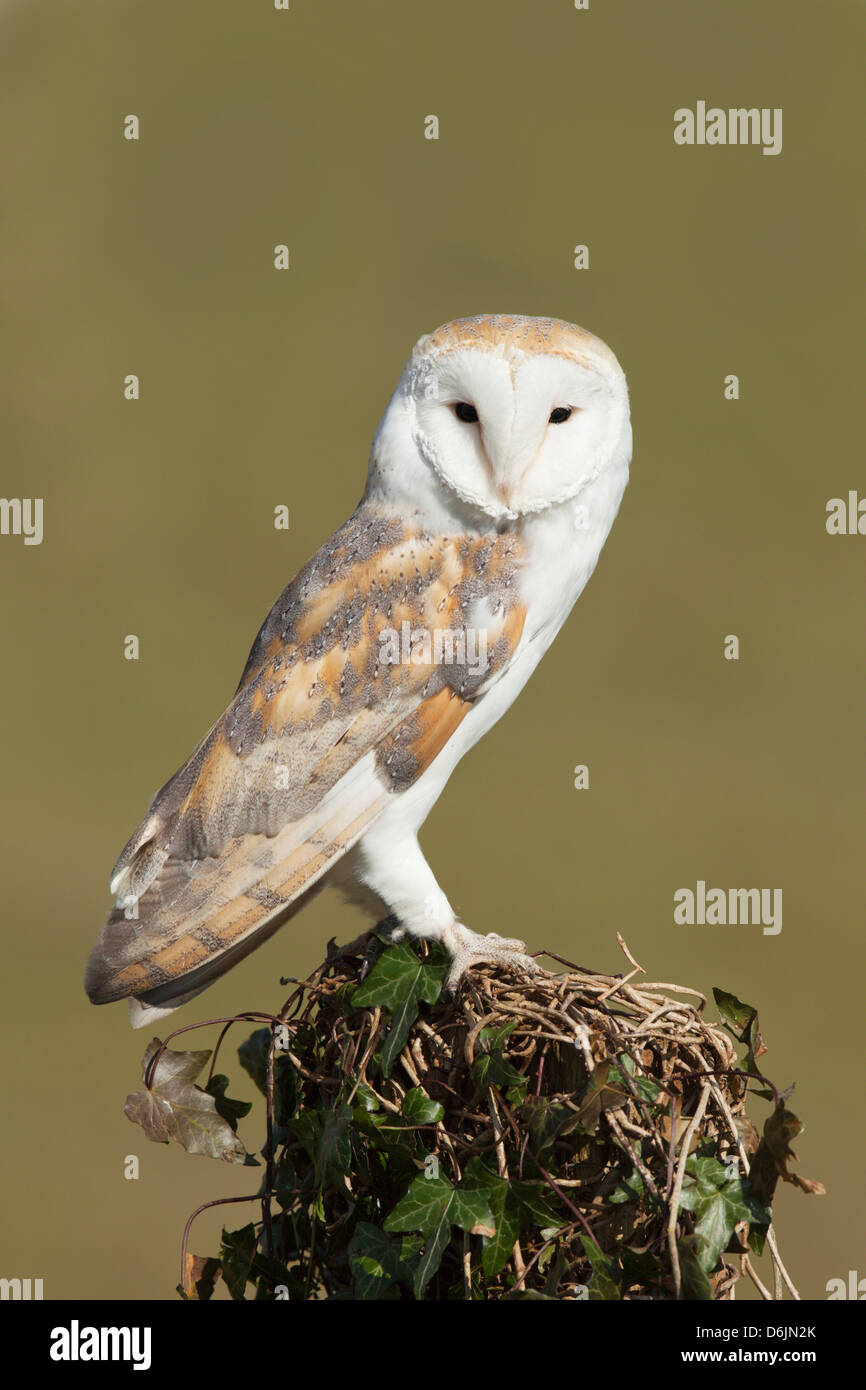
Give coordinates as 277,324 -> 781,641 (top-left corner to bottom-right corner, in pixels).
0,0 -> 862,1300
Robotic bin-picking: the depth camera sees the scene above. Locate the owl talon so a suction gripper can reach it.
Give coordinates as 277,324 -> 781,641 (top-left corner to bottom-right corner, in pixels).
442,923 -> 540,991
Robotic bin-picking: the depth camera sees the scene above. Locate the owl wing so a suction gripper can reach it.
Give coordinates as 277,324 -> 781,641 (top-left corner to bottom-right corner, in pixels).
85,505 -> 526,1015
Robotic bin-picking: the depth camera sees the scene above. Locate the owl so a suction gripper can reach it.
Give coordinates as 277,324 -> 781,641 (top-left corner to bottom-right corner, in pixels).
85,315 -> 632,1027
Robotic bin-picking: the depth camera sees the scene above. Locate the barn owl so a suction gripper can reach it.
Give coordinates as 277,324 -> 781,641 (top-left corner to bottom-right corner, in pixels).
85,314 -> 632,1027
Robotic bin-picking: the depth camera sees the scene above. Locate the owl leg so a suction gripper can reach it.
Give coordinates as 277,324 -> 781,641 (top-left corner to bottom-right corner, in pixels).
338,832 -> 540,989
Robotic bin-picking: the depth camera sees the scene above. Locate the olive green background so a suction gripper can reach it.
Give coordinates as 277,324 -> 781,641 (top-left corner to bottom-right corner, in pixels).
1,0 -> 862,1301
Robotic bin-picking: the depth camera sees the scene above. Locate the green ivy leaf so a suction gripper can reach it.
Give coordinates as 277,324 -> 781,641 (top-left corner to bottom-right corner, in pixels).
219,1224 -> 257,1300
352,942 -> 447,1076
610,1167 -> 644,1204
478,1021 -> 520,1050
402,1087 -> 444,1124
288,1103 -> 353,1191
384,1174 -> 455,1235
677,1234 -> 715,1300
320,1104 -> 353,1179
288,1108 -> 322,1171
693,1192 -> 733,1273
349,1222 -> 413,1300
204,1074 -> 252,1132
354,1081 -> 380,1113
462,1159 -> 521,1278
713,987 -> 765,1075
521,1096 -> 583,1155
237,1028 -> 297,1129
383,1172 -> 495,1293
680,1158 -> 772,1274
411,1211 -> 451,1298
719,1176 -> 772,1230
511,1180 -> 560,1228
581,1235 -> 621,1300
472,1050 -> 527,1096
615,1054 -> 661,1105
679,1157 -> 732,1214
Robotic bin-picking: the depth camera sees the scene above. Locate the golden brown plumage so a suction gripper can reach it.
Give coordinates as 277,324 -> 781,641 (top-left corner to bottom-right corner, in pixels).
85,505 -> 526,1011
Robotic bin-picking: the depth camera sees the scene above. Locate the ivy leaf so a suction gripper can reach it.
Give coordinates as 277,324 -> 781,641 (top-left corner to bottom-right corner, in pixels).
574,1060 -> 632,1134
385,1174 -> 495,1237
677,1234 -> 714,1300
219,1224 -> 257,1301
682,1155 -> 730,1202
713,988 -> 766,1075
610,1167 -> 644,1205
511,1180 -> 560,1228
383,1173 -> 495,1294
288,1108 -> 322,1172
204,1074 -> 252,1132
352,942 -> 447,1076
411,1211 -> 452,1298
616,1053 -> 661,1105
719,1177 -> 772,1230
680,1156 -> 772,1274
478,1021 -> 519,1050
472,1050 -> 527,1096
471,1022 -> 528,1100
450,1186 -> 498,1237
402,1087 -> 444,1124
319,1104 -> 353,1183
462,1159 -> 521,1278
383,1174 -> 455,1235
237,1028 -> 296,1129
581,1235 -> 621,1300
124,1039 -> 248,1164
355,1081 -> 380,1114
749,1101 -> 826,1206
351,1107 -> 422,1185
349,1222 -> 413,1300
521,1096 -> 583,1155
289,1104 -> 353,1191
693,1193 -> 733,1273
625,1074 -> 662,1105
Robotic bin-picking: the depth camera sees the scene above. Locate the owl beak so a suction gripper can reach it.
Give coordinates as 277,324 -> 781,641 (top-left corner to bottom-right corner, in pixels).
482,424 -> 546,512
476,428 -> 513,511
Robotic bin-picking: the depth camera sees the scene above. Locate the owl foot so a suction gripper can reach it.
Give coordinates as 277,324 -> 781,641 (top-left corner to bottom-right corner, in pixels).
442,922 -> 540,992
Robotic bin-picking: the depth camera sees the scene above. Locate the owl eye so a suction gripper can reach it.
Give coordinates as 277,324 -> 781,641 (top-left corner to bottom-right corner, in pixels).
548,406 -> 573,424
454,402 -> 479,423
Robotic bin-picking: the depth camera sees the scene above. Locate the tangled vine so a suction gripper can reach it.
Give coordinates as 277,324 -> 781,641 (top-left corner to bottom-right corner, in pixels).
124,930 -> 823,1300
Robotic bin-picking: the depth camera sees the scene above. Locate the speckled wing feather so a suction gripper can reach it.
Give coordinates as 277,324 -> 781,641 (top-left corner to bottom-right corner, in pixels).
85,505 -> 526,1010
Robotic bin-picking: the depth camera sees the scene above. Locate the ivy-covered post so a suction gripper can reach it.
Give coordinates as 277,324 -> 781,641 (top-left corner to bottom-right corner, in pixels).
123,933 -> 823,1300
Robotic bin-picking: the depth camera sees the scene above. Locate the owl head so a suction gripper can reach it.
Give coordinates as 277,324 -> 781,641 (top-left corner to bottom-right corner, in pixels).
365,314 -> 631,525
